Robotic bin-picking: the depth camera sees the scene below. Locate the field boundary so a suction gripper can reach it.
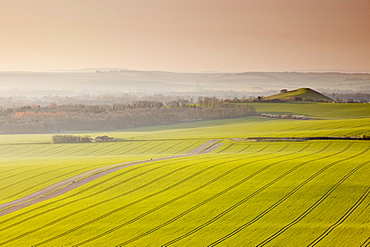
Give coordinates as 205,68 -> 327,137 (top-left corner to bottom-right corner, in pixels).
244,137 -> 364,141
0,140 -> 222,216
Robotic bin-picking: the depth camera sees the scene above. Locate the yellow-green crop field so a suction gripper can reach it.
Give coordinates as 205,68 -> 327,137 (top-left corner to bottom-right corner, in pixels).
0,140 -> 204,204
249,102 -> 370,119
0,103 -> 369,246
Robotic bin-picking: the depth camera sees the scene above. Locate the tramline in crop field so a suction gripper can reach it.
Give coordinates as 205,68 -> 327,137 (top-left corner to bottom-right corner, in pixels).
0,104 -> 369,246
0,140 -> 368,246
1,1 -> 370,244
0,140 -> 204,203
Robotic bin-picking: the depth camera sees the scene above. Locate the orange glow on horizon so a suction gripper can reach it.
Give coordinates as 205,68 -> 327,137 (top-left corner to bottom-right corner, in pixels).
0,0 -> 369,72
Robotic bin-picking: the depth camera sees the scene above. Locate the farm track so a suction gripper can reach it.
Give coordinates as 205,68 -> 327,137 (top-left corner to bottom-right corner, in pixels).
120,143 -> 363,246
71,145 -> 292,246
0,140 -> 222,217
72,144 -> 315,246
0,140 -> 201,203
1,143 -> 278,245
0,157 -> 208,230
0,141 -> 229,226
1,140 -> 368,246
0,153 -> 241,229
0,158 -> 180,227
31,156 -> 250,246
0,141 -> 195,176
1,143 -> 286,246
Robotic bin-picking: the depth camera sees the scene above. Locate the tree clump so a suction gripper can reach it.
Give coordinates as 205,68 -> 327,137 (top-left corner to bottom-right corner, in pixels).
360,134 -> 370,140
52,135 -> 92,143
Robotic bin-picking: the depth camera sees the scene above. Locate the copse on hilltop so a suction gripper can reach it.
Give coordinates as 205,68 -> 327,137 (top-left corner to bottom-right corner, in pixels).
264,88 -> 334,102
218,88 -> 335,103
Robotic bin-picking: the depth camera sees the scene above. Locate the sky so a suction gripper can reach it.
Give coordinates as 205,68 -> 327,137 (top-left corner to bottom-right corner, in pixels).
1,0 -> 369,73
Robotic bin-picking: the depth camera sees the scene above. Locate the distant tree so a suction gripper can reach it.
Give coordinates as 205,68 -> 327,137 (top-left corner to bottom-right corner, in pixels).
360,134 -> 370,140
347,98 -> 354,103
360,98 -> 367,103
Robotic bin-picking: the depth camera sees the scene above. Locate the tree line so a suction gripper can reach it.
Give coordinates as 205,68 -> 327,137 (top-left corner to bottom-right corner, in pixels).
52,135 -> 92,143
0,99 -> 256,134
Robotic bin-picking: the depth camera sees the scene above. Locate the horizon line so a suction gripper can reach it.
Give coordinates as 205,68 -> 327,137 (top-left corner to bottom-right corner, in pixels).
1,68 -> 370,74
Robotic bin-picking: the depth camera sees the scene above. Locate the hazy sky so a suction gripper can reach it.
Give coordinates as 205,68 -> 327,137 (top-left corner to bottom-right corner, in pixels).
1,0 -> 369,72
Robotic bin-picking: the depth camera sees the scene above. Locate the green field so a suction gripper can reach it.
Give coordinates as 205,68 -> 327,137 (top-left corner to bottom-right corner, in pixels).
0,140 -> 204,204
0,141 -> 368,246
0,103 -> 369,246
265,88 -> 333,102
2,115 -> 365,142
250,102 -> 370,119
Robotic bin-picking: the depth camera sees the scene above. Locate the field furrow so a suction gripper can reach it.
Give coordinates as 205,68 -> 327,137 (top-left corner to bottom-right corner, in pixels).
6,156 -> 245,246
307,186 -> 369,246
161,143 -> 356,246
0,112 -> 369,246
73,144 -> 305,245
208,143 -> 356,245
0,143 -> 284,245
0,140 -> 204,203
255,146 -> 370,246
84,144 -> 320,246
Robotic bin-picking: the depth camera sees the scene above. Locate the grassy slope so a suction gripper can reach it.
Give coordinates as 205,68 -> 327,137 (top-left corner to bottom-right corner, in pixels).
265,88 -> 333,101
0,141 -> 368,246
0,105 -> 369,203
0,102 -> 369,246
0,102 -> 367,143
249,101 -> 370,119
0,140 -> 203,203
1,118 -> 368,144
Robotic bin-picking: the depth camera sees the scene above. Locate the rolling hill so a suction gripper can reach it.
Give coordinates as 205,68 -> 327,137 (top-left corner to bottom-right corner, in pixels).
265,88 -> 334,102
0,104 -> 369,246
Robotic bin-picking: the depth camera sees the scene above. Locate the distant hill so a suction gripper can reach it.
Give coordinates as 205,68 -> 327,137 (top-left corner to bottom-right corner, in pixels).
265,88 -> 334,102
1,71 -> 369,98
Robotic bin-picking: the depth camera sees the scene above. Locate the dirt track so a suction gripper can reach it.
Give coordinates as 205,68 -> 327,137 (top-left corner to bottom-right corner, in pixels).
0,140 -> 222,216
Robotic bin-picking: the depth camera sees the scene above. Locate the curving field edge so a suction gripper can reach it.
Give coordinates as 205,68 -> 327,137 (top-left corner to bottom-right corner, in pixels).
0,140 -> 222,216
